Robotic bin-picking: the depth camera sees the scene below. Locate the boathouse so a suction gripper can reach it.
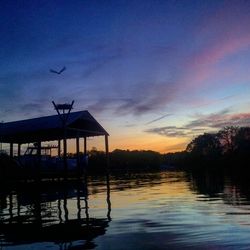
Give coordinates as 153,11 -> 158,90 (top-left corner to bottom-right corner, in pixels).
0,110 -> 109,178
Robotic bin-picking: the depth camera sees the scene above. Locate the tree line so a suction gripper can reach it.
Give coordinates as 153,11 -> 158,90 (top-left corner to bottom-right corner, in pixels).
165,126 -> 250,170
0,148 -> 164,176
87,148 -> 163,173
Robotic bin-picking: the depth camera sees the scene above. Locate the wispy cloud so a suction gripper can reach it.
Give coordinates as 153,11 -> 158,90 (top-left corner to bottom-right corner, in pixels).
187,111 -> 250,129
115,81 -> 177,115
81,53 -> 122,79
145,126 -> 189,138
86,97 -> 127,114
20,103 -> 47,116
145,109 -> 250,138
83,79 -> 177,116
145,114 -> 172,125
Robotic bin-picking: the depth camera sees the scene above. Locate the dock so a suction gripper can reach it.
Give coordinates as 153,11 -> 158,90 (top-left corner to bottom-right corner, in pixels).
0,103 -> 110,181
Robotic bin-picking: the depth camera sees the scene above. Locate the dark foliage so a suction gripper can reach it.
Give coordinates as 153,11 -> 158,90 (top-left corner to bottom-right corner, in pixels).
186,133 -> 221,158
165,126 -> 250,171
110,149 -> 163,171
87,148 -> 163,173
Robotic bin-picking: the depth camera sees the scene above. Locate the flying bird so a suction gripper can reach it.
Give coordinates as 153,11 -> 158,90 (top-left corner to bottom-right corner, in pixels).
50,66 -> 66,74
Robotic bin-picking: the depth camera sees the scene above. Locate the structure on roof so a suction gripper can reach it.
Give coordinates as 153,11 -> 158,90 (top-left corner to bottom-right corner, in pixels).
0,105 -> 109,179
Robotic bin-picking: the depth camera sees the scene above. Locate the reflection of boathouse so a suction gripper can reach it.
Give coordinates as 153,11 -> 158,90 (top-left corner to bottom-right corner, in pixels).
0,180 -> 111,248
0,108 -> 109,179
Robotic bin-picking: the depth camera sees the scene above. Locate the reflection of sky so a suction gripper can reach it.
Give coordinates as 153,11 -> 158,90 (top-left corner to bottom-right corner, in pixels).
2,172 -> 250,248
1,1 -> 250,152
89,172 -> 250,249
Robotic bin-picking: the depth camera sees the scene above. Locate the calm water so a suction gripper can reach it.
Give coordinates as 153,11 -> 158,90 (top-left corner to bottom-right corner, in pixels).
1,171 -> 250,249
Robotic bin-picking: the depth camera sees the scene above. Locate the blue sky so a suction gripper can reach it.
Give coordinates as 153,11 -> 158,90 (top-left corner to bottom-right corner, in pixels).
1,0 -> 250,152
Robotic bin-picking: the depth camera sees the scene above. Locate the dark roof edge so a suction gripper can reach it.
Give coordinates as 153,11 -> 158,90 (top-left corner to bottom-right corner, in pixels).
84,111 -> 109,136
1,110 -> 87,125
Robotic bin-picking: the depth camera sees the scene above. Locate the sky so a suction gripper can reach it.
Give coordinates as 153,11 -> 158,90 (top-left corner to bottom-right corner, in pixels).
1,0 -> 250,153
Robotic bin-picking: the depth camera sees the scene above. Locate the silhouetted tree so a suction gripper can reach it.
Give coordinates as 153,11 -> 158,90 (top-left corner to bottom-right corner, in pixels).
88,147 -> 106,171
217,126 -> 239,154
166,126 -> 250,170
86,148 -> 163,173
186,133 -> 221,158
110,149 -> 163,171
234,127 -> 250,154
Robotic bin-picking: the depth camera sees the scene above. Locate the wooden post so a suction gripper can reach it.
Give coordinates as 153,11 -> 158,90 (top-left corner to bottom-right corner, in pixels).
18,143 -> 21,158
77,182 -> 81,220
9,193 -> 13,223
37,141 -> 41,160
76,134 -> 80,175
10,143 -> 13,158
84,192 -> 89,226
34,192 -> 42,225
58,139 -> 61,157
37,141 -> 41,180
105,135 -> 110,171
17,198 -> 21,217
106,172 -> 111,221
63,137 -> 67,178
84,136 -> 87,156
63,190 -> 69,222
104,134 -> 111,220
83,136 -> 88,182
58,198 -> 63,224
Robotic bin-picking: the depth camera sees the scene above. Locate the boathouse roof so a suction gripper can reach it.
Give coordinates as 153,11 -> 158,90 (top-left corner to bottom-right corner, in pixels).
0,111 -> 108,143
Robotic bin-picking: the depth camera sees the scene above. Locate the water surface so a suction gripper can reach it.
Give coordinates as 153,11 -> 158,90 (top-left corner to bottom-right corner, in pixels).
1,171 -> 250,249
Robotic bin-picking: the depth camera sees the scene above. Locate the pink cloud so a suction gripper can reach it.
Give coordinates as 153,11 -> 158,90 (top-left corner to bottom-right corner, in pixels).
182,35 -> 250,87
180,1 -> 250,88
195,36 -> 250,66
188,111 -> 250,129
146,111 -> 250,139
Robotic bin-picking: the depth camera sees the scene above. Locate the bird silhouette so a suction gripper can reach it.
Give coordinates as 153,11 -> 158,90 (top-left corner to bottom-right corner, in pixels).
50,66 -> 66,74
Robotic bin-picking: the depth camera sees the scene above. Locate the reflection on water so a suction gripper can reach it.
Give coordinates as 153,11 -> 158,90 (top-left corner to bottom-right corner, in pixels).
1,171 -> 250,249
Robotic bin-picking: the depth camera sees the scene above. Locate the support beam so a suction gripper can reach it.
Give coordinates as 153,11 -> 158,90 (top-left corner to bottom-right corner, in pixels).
105,135 -> 111,220
63,137 -> 67,177
18,143 -> 21,158
77,182 -> 81,220
58,198 -> 63,223
106,173 -> 111,221
37,141 -> 41,160
84,136 -> 87,156
37,141 -> 41,180
63,190 -> 69,222
58,140 -> 61,157
9,193 -> 13,223
83,136 -> 88,184
57,140 -> 61,181
76,134 -> 80,175
10,143 -> 13,158
105,135 -> 110,171
84,184 -> 89,226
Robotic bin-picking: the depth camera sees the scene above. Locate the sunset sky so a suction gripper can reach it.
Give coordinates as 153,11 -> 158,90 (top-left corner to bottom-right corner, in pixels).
1,0 -> 250,153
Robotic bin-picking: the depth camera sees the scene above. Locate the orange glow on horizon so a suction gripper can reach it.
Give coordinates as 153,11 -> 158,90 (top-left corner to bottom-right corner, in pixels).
64,134 -> 188,154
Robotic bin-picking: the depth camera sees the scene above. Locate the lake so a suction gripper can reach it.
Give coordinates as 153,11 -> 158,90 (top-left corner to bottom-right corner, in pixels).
1,170 -> 250,249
